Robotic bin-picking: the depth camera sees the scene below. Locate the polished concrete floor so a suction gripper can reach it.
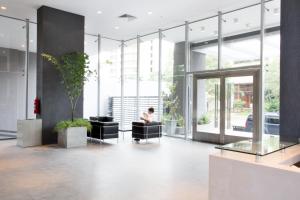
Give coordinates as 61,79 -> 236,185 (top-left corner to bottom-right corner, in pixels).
0,137 -> 215,200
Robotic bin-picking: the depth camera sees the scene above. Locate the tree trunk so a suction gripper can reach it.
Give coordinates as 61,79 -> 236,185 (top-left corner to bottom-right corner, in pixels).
71,103 -> 75,122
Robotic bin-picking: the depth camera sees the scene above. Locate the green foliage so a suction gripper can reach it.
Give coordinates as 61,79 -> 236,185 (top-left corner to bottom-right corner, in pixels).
162,83 -> 185,127
265,88 -> 279,112
177,115 -> 185,127
54,119 -> 92,133
233,100 -> 245,111
42,52 -> 92,121
265,98 -> 279,112
105,60 -> 113,65
162,83 -> 180,120
198,114 -> 210,125
264,58 -> 280,112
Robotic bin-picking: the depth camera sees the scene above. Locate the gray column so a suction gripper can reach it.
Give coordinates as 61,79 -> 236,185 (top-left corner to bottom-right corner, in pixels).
97,34 -> 101,116
255,0 -> 265,142
136,36 -> 140,121
184,21 -> 190,139
121,41 -> 125,129
158,30 -> 162,121
37,6 -> 84,144
280,0 -> 300,142
25,19 -> 30,119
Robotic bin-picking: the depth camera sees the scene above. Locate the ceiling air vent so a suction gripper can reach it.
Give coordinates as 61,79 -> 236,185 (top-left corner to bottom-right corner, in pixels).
118,14 -> 137,22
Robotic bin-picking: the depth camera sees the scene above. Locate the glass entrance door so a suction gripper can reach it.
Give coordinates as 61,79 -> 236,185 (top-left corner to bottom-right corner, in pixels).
196,78 -> 220,134
225,76 -> 254,138
193,72 -> 257,144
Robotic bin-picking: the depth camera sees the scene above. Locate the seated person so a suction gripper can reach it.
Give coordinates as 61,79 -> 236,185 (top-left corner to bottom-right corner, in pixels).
140,107 -> 154,123
134,107 -> 154,142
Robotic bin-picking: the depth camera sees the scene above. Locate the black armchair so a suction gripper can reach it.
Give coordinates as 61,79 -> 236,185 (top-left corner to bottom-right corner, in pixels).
89,116 -> 119,142
132,121 -> 162,143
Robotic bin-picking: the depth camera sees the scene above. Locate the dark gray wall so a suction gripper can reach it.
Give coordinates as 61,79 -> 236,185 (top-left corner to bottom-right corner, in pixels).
37,6 -> 84,144
280,0 -> 300,142
190,51 -> 206,71
173,42 -> 185,116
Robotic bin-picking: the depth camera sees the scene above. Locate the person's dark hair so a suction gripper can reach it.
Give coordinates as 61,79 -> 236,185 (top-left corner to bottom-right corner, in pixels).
148,107 -> 154,113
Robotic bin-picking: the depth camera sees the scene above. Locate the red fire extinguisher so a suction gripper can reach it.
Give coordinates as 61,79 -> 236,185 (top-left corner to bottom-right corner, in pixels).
34,97 -> 40,115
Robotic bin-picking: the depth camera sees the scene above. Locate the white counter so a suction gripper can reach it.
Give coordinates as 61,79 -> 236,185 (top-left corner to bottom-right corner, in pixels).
209,144 -> 300,200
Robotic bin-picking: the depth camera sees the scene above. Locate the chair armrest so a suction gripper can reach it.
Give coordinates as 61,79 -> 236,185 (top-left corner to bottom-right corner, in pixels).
99,122 -> 119,126
132,121 -> 162,127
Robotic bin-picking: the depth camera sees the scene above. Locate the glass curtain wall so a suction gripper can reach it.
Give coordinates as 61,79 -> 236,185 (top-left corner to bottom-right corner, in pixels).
99,39 -> 122,124
123,39 -> 137,129
0,16 -> 26,134
263,0 -> 280,135
139,34 -> 159,122
84,34 -> 99,118
161,26 -> 186,137
0,16 -> 36,139
80,0 -> 280,140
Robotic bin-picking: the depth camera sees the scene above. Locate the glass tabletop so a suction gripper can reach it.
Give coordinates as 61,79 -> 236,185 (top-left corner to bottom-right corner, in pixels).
216,136 -> 297,156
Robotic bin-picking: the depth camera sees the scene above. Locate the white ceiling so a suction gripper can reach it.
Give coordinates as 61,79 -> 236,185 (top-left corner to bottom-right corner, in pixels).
0,0 -> 262,40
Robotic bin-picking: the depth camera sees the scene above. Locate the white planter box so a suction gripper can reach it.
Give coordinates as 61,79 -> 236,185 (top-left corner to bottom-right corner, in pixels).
58,127 -> 87,148
17,119 -> 42,147
165,120 -> 177,135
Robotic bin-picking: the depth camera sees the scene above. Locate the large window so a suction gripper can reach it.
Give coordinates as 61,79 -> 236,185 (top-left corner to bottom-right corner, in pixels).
0,17 -> 26,132
139,34 -> 159,122
84,35 -> 98,118
189,17 -> 219,71
100,39 -> 121,124
161,26 -> 186,137
222,5 -> 261,69
123,39 -> 137,128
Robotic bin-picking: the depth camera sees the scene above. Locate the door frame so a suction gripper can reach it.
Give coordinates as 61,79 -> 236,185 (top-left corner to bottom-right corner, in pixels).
192,66 -> 260,144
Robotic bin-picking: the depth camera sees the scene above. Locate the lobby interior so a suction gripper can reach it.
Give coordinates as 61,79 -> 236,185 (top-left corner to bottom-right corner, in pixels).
0,0 -> 300,200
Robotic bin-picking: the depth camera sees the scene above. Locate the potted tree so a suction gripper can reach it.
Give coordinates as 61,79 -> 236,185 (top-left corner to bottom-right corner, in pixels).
163,84 -> 183,135
42,52 -> 92,148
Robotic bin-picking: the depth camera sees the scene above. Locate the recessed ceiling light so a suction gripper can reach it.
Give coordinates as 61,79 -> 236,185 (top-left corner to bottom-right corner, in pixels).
21,44 -> 25,48
30,39 -> 33,43
1,6 -> 7,10
147,11 -> 153,15
114,26 -> 119,30
233,18 -> 239,24
97,11 -> 102,14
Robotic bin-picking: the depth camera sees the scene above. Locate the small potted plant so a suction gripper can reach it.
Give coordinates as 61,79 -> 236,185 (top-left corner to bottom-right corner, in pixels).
42,52 -> 93,148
